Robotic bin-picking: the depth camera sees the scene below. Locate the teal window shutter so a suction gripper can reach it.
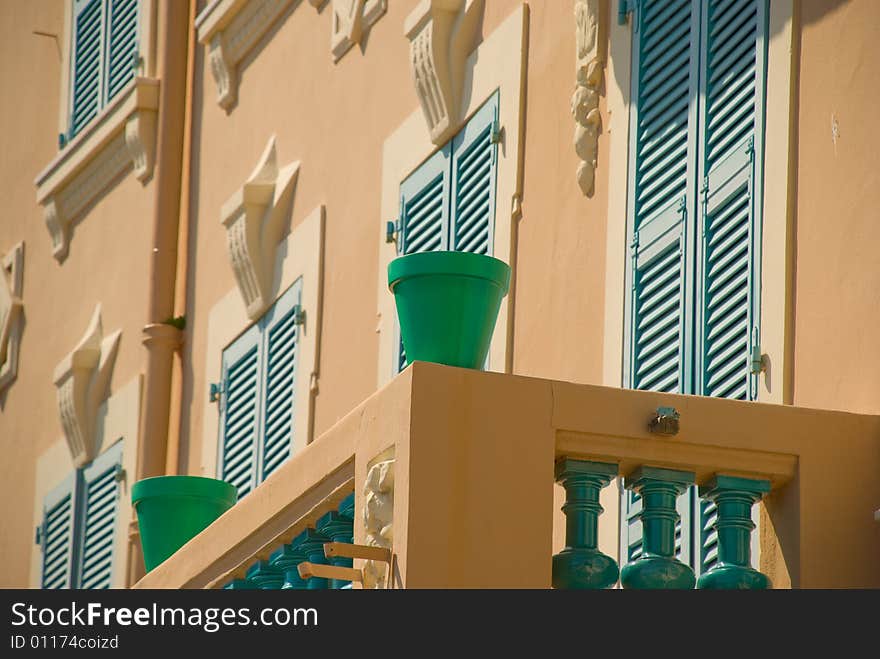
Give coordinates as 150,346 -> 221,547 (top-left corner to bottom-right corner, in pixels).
70,0 -> 105,138
450,92 -> 499,255
39,473 -> 77,589
400,143 -> 452,255
78,440 -> 123,589
396,136 -> 452,372
624,0 -> 700,395
219,322 -> 262,500
259,279 -> 302,482
105,0 -> 139,101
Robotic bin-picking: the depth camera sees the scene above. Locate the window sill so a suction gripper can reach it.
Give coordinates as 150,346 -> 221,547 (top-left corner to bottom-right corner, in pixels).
34,77 -> 160,261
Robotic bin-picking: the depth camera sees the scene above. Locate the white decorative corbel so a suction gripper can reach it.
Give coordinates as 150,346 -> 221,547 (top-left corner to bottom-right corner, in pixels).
221,136 -> 300,320
330,0 -> 386,61
405,0 -> 484,145
572,0 -> 604,197
0,242 -> 24,393
53,305 -> 121,467
196,0 -> 300,110
125,109 -> 158,181
208,34 -> 237,110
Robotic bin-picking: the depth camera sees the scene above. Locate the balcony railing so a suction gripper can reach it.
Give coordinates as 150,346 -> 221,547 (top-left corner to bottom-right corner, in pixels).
134,362 -> 880,589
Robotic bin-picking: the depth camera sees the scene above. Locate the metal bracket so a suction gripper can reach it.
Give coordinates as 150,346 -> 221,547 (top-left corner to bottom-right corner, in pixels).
648,407 -> 680,436
618,0 -> 638,26
750,345 -> 766,375
490,120 -> 504,144
291,304 -> 306,326
209,382 -> 223,403
385,220 -> 398,244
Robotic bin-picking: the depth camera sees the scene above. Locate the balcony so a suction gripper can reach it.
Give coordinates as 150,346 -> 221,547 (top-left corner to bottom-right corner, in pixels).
134,362 -> 880,589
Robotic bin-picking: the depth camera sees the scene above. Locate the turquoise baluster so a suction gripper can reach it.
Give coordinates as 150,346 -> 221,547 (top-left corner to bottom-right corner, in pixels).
552,459 -> 619,589
245,559 -> 284,589
316,505 -> 355,589
697,475 -> 771,590
620,466 -> 696,589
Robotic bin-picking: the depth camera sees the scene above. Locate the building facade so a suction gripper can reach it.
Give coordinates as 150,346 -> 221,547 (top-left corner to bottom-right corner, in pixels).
1,0 -> 878,589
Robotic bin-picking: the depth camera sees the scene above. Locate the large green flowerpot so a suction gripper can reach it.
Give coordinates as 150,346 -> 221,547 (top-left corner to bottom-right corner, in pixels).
131,476 -> 237,572
388,251 -> 511,369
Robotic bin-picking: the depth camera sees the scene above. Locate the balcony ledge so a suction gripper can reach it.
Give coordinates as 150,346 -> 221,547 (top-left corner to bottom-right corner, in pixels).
134,362 -> 880,589
34,77 -> 160,261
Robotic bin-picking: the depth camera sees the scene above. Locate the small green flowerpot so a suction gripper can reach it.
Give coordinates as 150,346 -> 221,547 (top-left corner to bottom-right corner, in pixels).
388,251 -> 511,370
131,476 -> 237,572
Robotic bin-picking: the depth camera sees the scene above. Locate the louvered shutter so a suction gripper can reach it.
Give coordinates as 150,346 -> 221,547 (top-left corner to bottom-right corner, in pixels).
694,0 -> 766,575
622,0 -> 701,574
70,0 -> 104,138
78,441 -> 123,589
450,92 -> 498,256
105,0 -> 139,101
39,473 -> 77,589
625,0 -> 701,395
259,279 -> 302,481
219,322 -> 262,500
396,143 -> 452,371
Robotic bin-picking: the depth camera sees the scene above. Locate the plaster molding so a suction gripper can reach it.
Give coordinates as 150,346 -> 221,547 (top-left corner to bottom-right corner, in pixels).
0,242 -> 24,392
330,0 -> 386,61
363,459 -> 394,589
571,0 -> 603,197
221,136 -> 300,320
405,0 -> 484,145
53,305 -> 122,468
196,0 -> 296,109
35,78 -> 160,261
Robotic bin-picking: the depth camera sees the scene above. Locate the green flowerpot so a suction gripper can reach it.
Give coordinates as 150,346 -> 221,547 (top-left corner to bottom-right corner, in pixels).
131,476 -> 237,572
388,251 -> 511,369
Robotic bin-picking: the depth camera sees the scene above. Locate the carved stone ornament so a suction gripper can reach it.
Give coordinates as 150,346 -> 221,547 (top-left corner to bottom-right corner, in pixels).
0,242 -> 24,392
330,0 -> 387,61
572,0 -> 604,196
35,78 -> 160,260
221,136 -> 300,320
196,0 -> 387,109
363,459 -> 394,589
405,0 -> 484,145
53,304 -> 121,467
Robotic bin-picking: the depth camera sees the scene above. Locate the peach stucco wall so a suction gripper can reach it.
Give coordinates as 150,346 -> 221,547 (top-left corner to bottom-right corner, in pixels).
0,1 -> 155,584
792,0 -> 880,414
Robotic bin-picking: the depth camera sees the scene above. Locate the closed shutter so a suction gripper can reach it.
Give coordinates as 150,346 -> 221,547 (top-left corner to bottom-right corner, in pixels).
694,0 -> 766,575
39,473 -> 77,589
396,142 -> 452,371
450,92 -> 498,255
70,0 -> 104,138
105,0 -> 139,101
219,322 -> 262,500
78,441 -> 123,589
626,0 -> 701,395
260,279 -> 302,481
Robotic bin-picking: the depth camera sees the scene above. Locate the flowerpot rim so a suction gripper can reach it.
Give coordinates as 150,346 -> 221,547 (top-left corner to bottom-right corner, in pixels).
388,251 -> 510,294
131,475 -> 237,506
